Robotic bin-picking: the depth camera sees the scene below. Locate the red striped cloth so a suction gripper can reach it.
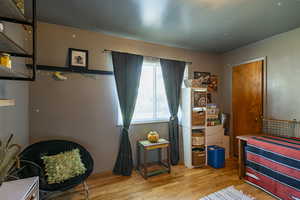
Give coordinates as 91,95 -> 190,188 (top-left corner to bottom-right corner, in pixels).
245,136 -> 300,200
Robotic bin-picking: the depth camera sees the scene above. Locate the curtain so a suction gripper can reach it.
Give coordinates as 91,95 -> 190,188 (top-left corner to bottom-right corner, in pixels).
112,52 -> 144,176
160,59 -> 186,165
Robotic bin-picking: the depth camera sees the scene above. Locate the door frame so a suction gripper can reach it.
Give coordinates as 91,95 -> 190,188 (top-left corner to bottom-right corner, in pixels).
230,56 -> 267,157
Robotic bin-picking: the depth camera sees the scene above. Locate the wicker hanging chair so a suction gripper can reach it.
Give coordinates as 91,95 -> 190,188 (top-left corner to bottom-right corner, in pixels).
17,140 -> 94,199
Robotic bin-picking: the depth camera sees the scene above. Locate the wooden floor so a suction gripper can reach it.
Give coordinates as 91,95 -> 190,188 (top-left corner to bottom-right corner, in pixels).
56,159 -> 275,200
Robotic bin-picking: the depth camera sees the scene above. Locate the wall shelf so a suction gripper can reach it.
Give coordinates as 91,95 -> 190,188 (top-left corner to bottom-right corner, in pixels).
27,64 -> 114,75
0,99 -> 15,107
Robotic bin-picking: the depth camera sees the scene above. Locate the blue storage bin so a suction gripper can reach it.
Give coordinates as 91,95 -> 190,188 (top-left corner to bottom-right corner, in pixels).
207,145 -> 225,168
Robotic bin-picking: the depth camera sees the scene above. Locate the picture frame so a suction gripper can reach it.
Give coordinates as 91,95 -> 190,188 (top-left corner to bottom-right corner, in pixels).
69,48 -> 89,69
194,72 -> 211,85
208,75 -> 218,92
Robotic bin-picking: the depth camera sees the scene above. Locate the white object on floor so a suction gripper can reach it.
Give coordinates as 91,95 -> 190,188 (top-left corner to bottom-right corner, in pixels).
0,177 -> 39,200
199,186 -> 255,200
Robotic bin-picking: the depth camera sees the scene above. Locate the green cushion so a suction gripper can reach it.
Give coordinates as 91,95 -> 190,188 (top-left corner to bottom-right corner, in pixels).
41,148 -> 86,184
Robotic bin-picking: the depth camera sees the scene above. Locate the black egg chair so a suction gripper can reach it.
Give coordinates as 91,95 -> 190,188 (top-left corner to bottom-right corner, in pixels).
18,140 -> 94,200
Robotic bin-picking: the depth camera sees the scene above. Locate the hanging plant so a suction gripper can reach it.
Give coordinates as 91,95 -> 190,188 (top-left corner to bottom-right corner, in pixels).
0,134 -> 21,186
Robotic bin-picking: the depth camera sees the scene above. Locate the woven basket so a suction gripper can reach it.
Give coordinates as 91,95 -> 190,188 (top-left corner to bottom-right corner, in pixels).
192,111 -> 206,126
192,150 -> 206,166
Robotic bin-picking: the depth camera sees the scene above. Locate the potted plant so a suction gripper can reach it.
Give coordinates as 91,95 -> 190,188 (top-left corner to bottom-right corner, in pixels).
0,134 -> 21,186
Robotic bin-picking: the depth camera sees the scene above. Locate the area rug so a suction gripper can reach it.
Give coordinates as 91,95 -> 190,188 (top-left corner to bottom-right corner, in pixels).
199,186 -> 255,200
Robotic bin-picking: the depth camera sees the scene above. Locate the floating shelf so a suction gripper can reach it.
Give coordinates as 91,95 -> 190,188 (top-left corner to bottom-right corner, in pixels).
0,0 -> 26,21
0,65 -> 26,78
27,64 -> 114,75
0,99 -> 15,107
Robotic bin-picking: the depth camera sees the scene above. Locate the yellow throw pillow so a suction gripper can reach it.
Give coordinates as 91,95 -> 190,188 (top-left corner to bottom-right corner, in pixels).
41,148 -> 86,184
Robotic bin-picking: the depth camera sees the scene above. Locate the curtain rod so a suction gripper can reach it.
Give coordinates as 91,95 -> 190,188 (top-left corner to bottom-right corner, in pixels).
102,49 -> 193,64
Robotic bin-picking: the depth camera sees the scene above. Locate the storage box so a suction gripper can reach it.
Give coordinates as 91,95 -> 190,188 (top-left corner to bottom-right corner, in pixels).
207,145 -> 225,168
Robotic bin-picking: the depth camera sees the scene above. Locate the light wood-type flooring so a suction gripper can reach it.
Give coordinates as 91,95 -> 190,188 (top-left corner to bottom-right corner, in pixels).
55,159 -> 274,200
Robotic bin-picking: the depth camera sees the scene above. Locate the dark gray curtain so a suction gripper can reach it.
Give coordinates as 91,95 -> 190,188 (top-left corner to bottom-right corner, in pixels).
112,52 -> 143,176
160,59 -> 185,165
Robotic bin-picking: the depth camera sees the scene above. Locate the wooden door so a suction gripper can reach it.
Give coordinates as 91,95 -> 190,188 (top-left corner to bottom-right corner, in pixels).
232,60 -> 263,155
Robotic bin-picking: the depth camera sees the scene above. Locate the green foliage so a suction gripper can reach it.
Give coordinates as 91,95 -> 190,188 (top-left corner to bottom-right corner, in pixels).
42,148 -> 86,184
0,135 -> 21,185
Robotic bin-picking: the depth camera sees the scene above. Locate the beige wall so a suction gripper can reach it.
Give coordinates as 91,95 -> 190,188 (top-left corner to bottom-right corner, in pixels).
221,27 -> 300,136
30,22 -> 222,173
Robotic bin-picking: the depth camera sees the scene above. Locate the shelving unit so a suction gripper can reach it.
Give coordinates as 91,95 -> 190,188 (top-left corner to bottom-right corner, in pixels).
0,0 -> 36,81
0,64 -> 26,77
182,87 -> 208,168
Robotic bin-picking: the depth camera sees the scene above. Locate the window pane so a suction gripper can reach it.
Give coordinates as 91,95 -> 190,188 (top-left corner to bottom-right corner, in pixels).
132,65 -> 154,121
117,61 -> 170,125
156,66 -> 170,119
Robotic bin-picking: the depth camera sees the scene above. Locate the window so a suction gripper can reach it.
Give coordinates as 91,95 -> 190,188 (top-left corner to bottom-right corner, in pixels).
118,59 -> 170,124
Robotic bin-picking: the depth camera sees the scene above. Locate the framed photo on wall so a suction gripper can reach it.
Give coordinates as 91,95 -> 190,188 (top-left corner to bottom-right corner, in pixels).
69,48 -> 88,69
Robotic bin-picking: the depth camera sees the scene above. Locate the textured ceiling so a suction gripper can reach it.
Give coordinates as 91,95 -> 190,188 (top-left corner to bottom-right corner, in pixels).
34,0 -> 300,53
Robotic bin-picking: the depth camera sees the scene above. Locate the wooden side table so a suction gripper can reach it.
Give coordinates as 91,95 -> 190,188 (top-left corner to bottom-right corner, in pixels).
137,139 -> 171,179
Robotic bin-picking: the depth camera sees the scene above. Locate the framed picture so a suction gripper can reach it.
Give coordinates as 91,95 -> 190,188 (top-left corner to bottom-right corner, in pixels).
69,48 -> 88,69
208,75 -> 218,92
194,72 -> 211,85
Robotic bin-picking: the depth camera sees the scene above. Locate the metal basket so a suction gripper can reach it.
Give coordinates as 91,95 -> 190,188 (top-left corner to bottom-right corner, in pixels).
262,118 -> 300,138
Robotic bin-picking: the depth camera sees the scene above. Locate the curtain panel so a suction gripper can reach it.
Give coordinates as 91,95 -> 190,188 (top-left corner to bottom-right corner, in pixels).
112,52 -> 143,176
160,59 -> 186,165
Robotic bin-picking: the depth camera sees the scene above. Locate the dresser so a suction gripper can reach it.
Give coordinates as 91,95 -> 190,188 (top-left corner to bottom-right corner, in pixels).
0,177 -> 39,200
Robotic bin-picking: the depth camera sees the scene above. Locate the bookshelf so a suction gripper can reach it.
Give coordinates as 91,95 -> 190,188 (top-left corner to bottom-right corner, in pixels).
182,87 -> 207,168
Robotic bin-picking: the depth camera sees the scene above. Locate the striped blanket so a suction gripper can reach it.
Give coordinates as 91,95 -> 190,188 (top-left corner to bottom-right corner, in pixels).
245,136 -> 300,200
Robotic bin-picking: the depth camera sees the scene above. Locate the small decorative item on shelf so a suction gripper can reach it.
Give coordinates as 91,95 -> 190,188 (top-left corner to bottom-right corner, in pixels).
52,72 -> 68,81
0,134 -> 21,187
0,54 -> 12,69
147,131 -> 159,143
207,104 -> 221,126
